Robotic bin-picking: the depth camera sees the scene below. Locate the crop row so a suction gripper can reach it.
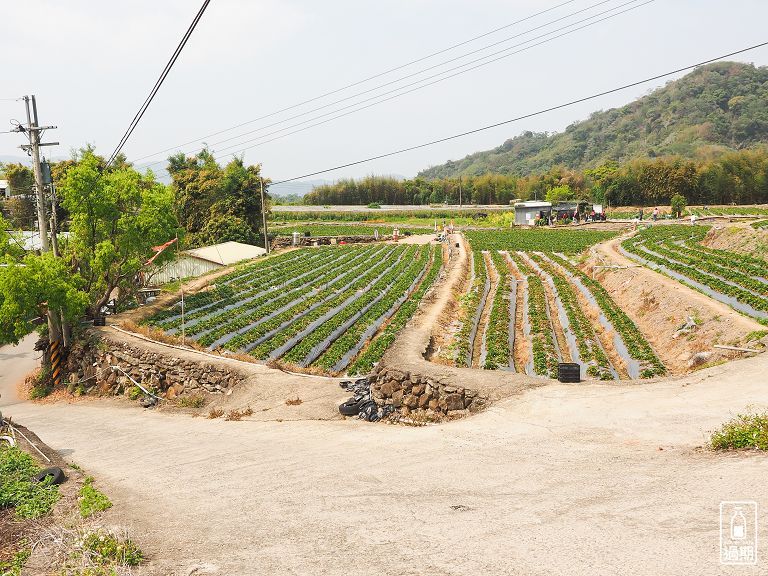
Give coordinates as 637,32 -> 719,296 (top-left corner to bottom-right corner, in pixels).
297,246 -> 432,369
179,245 -> 382,338
551,254 -> 666,378
147,248 -> 317,324
230,247 -> 407,355
483,252 -> 511,370
270,224 -> 433,237
346,245 -> 443,375
465,229 -> 617,255
155,247 -> 354,331
529,254 -> 614,380
278,246 -> 422,364
525,271 -> 560,379
189,245 -> 386,346
453,251 -> 487,367
623,229 -> 768,314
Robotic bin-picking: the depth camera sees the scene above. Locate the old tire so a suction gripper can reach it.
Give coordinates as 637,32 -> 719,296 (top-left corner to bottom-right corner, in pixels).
338,398 -> 362,416
33,466 -> 66,485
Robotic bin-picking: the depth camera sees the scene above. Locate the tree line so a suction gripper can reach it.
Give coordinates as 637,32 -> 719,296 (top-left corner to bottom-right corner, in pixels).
304,147 -> 768,207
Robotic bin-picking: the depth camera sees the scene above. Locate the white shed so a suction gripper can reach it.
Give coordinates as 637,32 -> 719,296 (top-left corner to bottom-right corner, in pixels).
514,201 -> 552,225
148,241 -> 266,285
0,180 -> 9,199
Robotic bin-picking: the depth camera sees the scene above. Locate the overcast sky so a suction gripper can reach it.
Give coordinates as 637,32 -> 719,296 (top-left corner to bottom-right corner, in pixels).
1,0 -> 767,189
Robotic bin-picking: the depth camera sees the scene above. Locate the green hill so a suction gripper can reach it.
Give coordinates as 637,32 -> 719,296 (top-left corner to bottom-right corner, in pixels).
418,61 -> 768,179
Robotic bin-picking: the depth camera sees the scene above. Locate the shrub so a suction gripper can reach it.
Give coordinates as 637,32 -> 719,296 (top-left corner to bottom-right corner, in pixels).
711,411 -> 768,450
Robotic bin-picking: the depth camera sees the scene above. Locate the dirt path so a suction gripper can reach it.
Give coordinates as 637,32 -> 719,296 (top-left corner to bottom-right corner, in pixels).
504,253 -> 529,372
6,351 -> 768,575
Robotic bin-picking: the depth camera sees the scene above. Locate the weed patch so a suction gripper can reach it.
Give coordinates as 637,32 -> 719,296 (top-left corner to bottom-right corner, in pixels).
711,411 -> 768,451
0,446 -> 60,519
78,477 -> 112,519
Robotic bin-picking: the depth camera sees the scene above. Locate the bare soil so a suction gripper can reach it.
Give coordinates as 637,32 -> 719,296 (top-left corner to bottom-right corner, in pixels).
503,253 -> 530,373
429,237 -> 470,365
590,235 -> 764,374
702,224 -> 768,261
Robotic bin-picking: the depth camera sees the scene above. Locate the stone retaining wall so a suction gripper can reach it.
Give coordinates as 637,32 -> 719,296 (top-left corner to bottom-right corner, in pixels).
66,333 -> 245,399
371,366 -> 487,418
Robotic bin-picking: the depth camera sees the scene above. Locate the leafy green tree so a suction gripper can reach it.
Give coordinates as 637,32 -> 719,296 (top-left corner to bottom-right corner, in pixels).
670,193 -> 687,218
59,150 -> 179,316
0,252 -> 87,345
169,151 -> 268,246
545,185 -> 575,204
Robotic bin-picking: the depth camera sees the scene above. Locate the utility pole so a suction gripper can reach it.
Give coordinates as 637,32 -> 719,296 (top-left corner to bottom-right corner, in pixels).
259,176 -> 270,254
18,95 -> 58,253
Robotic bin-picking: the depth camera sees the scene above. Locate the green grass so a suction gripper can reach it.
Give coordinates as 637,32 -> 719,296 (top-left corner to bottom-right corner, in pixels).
176,394 -> 206,408
0,446 -> 60,519
269,223 -> 433,236
78,477 -> 113,518
0,547 -> 31,576
711,411 -> 768,450
78,530 -> 143,567
746,330 -> 768,342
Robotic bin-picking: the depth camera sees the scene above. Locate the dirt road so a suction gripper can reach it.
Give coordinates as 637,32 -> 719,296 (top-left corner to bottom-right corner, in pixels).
9,350 -> 768,575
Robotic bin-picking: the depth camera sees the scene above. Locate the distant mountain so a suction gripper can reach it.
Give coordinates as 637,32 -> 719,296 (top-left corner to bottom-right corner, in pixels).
418,61 -> 768,179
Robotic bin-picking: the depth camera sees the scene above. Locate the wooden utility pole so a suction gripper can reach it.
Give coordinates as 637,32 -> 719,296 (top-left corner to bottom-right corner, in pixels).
259,176 -> 270,254
15,96 -> 63,348
21,96 -> 57,252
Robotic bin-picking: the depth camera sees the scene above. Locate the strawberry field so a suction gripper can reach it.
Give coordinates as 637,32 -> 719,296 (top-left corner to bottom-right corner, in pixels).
622,225 -> 768,321
452,230 -> 666,380
146,244 -> 441,375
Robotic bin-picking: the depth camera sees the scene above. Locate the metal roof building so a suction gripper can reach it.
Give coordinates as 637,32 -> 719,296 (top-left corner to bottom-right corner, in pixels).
513,201 -> 552,225
148,241 -> 266,285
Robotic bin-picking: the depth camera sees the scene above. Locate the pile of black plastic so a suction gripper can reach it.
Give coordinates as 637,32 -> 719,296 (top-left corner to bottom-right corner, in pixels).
337,377 -> 395,422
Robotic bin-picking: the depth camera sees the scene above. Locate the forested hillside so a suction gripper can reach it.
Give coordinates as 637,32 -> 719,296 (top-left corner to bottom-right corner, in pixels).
418,61 -> 768,179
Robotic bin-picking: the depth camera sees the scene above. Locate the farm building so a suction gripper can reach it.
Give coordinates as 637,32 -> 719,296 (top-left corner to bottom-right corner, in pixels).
514,201 -> 551,225
148,241 -> 266,285
0,179 -> 9,199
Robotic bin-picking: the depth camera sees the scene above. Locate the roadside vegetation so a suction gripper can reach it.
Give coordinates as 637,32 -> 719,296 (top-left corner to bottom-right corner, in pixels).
711,411 -> 768,451
0,442 -> 142,575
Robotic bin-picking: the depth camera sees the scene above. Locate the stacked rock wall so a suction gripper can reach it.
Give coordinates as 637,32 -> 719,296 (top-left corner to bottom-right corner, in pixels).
66,334 -> 245,398
371,366 -> 487,418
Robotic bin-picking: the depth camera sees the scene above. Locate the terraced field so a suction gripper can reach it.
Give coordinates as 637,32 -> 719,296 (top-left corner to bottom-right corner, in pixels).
146,244 -> 442,375
622,225 -> 768,321
459,230 -> 666,380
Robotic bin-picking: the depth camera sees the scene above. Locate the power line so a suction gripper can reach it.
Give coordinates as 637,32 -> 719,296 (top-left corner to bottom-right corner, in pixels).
141,0 -> 649,169
173,0 -> 625,158
204,0 -> 652,164
131,0 -> 603,163
268,41 -> 768,186
106,0 -> 210,167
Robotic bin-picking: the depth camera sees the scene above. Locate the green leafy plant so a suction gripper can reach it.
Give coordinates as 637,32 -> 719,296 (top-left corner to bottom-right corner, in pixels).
0,446 -> 60,519
80,530 -> 143,567
78,476 -> 113,518
711,411 -> 768,450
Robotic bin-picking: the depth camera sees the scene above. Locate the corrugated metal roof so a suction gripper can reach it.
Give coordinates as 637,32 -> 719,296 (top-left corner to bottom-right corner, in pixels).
184,241 -> 266,265
514,201 -> 552,209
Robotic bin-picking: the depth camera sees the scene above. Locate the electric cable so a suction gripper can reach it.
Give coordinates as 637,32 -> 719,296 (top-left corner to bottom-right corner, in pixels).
267,41 -> 768,185
106,0 -> 210,166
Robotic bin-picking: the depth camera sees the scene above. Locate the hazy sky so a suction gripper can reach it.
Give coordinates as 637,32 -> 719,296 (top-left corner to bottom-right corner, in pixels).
2,0 -> 768,190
